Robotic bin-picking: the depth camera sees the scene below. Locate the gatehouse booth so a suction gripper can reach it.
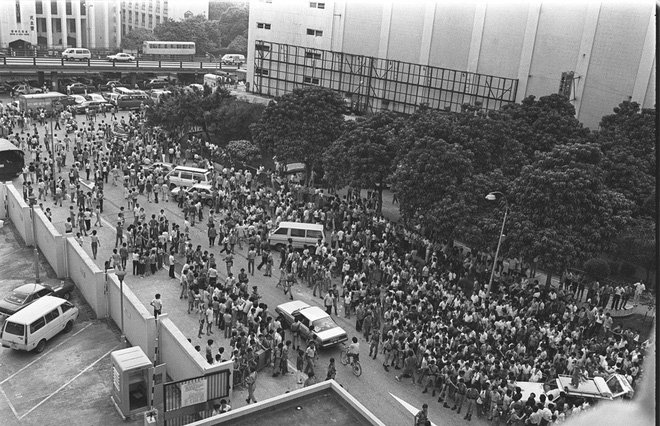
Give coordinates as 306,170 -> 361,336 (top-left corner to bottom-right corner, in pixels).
111,346 -> 154,419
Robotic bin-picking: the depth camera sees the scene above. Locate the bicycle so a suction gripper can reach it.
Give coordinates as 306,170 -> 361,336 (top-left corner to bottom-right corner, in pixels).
340,343 -> 362,376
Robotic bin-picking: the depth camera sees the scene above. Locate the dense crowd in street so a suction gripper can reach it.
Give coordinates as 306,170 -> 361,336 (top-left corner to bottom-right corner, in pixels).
0,97 -> 650,424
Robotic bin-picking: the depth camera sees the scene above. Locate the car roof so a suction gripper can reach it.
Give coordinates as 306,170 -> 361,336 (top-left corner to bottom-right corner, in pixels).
13,283 -> 47,294
188,183 -> 213,190
277,221 -> 324,231
6,296 -> 70,324
299,306 -> 331,322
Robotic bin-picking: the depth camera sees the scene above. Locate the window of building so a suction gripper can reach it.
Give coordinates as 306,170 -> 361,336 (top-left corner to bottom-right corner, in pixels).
305,51 -> 321,60
36,1 -> 43,14
37,17 -> 46,32
255,43 -> 271,52
310,2 -> 325,8
68,18 -> 76,33
255,67 -> 269,76
142,12 -> 146,24
65,1 -> 72,15
15,0 -> 21,23
149,16 -> 153,27
80,0 -> 87,15
304,76 -> 320,85
51,0 -> 57,15
306,28 -> 323,37
257,22 -> 271,30
53,18 -> 61,32
558,71 -> 576,99
156,16 -> 160,25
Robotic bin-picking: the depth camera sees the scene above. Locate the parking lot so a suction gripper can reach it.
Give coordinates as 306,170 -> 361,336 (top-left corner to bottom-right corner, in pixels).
0,222 -> 140,426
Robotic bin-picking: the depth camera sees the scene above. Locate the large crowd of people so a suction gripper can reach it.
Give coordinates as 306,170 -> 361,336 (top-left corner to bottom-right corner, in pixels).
0,95 -> 651,425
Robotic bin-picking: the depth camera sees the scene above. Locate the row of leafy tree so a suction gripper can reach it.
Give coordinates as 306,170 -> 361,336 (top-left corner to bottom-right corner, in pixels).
121,2 -> 248,55
148,85 -> 655,288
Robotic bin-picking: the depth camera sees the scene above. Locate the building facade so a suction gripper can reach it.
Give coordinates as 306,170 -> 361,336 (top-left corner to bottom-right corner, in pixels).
0,0 -> 122,51
120,0 -> 209,34
247,0 -> 656,129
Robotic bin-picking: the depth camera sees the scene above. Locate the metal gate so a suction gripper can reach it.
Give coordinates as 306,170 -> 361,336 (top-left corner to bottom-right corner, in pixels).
163,370 -> 230,426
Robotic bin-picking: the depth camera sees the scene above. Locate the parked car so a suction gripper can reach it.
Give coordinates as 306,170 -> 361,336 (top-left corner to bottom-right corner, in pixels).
275,301 -> 348,348
0,282 -> 75,324
98,80 -> 127,91
60,95 -> 85,107
13,84 -> 43,95
170,183 -> 215,206
72,100 -> 109,113
84,93 -> 107,103
66,82 -> 95,95
221,54 -> 246,66
144,79 -> 169,90
142,161 -> 174,176
107,53 -> 135,62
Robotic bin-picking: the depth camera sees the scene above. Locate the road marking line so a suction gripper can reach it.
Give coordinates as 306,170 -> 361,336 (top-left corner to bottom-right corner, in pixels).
0,322 -> 93,385
0,385 -> 20,420
17,345 -> 119,421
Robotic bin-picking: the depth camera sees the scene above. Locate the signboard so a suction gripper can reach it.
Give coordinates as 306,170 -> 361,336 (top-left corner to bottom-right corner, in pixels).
180,378 -> 207,408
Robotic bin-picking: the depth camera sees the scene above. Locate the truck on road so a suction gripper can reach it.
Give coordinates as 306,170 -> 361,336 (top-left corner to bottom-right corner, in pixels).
17,92 -> 69,116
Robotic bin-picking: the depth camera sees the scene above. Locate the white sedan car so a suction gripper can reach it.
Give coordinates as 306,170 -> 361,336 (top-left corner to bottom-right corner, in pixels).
107,53 -> 135,62
275,300 -> 348,348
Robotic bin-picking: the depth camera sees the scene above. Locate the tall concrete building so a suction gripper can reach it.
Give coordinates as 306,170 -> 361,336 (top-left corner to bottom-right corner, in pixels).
120,0 -> 209,33
246,0 -> 656,129
0,0 -> 122,51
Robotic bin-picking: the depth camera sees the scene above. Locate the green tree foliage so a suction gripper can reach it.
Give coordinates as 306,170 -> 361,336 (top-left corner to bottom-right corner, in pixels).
146,88 -> 233,140
153,15 -> 223,54
208,100 -> 266,145
595,101 -> 656,218
225,140 -> 262,166
507,143 -> 633,287
217,5 -> 249,48
391,136 -> 474,240
250,87 -> 346,184
498,94 -> 591,157
322,112 -> 405,211
583,258 -> 611,281
121,28 -> 152,50
612,217 -> 656,282
209,1 -> 248,20
226,35 -> 247,53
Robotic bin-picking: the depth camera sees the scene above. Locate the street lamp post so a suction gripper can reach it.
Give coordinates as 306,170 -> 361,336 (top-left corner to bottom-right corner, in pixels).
486,191 -> 508,299
115,269 -> 127,347
205,52 -> 219,70
28,194 -> 40,283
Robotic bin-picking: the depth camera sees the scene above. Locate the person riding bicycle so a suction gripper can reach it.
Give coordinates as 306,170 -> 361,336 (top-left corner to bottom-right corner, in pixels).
347,336 -> 360,365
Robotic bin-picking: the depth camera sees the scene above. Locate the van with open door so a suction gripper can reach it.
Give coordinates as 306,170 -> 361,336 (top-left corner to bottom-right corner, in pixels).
1,296 -> 79,353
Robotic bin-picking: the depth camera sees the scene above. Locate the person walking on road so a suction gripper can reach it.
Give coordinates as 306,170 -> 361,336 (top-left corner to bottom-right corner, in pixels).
90,230 -> 99,260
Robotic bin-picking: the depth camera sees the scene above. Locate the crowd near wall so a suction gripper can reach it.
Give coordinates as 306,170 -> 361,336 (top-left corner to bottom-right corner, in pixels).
0,182 -> 229,384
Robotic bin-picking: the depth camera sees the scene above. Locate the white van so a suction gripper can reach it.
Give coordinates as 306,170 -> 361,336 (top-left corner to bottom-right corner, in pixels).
1,296 -> 79,353
150,89 -> 172,104
62,48 -> 92,61
166,166 -> 212,190
269,222 -> 325,250
221,54 -> 246,65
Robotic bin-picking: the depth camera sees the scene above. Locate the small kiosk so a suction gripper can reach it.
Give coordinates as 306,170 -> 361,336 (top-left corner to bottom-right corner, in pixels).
111,346 -> 153,420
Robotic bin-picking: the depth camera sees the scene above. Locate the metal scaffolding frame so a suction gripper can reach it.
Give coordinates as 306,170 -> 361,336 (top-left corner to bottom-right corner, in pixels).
253,40 -> 519,115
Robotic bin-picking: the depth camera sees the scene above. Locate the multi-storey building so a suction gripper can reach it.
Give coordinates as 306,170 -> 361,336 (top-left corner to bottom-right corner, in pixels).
246,0 -> 655,129
0,0 -> 122,51
120,0 -> 209,34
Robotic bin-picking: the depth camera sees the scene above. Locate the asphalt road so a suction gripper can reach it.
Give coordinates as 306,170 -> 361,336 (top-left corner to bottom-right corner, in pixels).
2,95 -> 483,426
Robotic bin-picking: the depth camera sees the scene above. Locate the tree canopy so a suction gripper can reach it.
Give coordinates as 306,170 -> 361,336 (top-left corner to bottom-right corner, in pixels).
250,87 -> 346,184
322,112 -> 405,211
153,15 -> 224,54
121,28 -> 152,51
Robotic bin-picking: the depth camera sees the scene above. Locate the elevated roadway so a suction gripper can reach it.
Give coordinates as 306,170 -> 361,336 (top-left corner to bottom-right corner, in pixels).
0,57 -> 225,74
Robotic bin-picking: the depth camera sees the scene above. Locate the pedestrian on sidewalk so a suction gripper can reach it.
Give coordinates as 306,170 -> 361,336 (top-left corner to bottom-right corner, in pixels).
326,358 -> 336,381
169,250 -> 176,279
206,304 -> 214,336
150,294 -> 162,319
245,368 -> 258,404
90,230 -> 99,260
197,303 -> 207,338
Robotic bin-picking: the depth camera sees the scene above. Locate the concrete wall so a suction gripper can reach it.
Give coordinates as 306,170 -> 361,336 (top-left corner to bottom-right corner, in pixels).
0,182 -> 6,220
65,236 -> 107,317
159,317 -> 233,382
6,183 -> 33,246
106,272 -> 156,361
387,2 -> 426,64
342,1 -> 382,57
34,209 -> 67,278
